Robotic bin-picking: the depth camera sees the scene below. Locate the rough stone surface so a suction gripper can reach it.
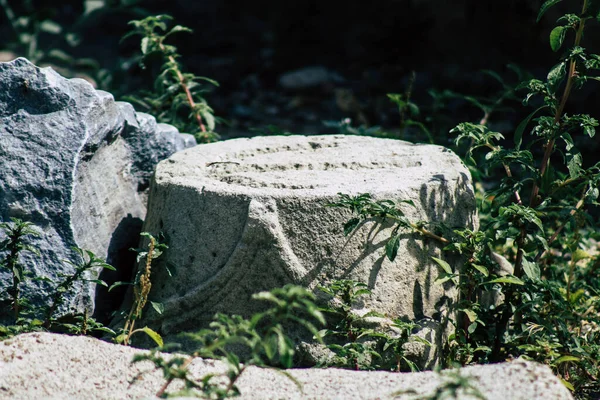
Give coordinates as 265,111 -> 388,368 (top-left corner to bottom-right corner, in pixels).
0,58 -> 195,320
0,332 -> 574,400
132,134 -> 477,356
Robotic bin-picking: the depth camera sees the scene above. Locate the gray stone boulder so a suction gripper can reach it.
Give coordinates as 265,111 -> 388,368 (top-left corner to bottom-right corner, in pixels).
0,332 -> 574,399
131,134 -> 477,361
0,57 -> 195,321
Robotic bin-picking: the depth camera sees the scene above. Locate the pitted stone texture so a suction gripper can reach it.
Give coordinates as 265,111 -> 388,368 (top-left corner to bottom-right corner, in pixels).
136,135 -> 477,347
0,332 -> 573,400
0,58 -> 195,320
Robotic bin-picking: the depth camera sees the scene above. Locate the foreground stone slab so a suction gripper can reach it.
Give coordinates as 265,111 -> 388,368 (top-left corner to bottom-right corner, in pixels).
0,58 -> 194,320
133,135 -> 477,360
0,332 -> 573,400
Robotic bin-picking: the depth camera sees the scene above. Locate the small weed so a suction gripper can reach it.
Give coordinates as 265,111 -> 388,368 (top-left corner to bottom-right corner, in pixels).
43,247 -> 116,329
0,218 -> 116,338
0,218 -> 40,321
318,280 -> 430,372
327,193 -> 449,261
132,284 -> 324,399
326,1 -> 600,396
393,366 -> 486,400
114,232 -> 166,347
123,14 -> 219,143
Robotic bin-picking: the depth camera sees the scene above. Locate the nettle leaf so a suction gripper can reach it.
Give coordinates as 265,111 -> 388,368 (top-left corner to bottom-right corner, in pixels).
553,355 -> 580,365
514,106 -> 548,149
432,257 -> 453,274
537,0 -> 563,22
547,61 -> 567,90
549,26 -> 567,52
385,235 -> 401,261
585,185 -> 600,202
572,249 -> 591,262
566,151 -> 583,179
472,263 -> 489,277
151,301 -> 165,315
486,276 -> 525,285
499,204 -> 544,233
140,37 -> 150,55
540,163 -> 556,194
561,132 -> 575,151
463,309 -> 477,323
521,256 -> 541,281
140,326 -> 164,348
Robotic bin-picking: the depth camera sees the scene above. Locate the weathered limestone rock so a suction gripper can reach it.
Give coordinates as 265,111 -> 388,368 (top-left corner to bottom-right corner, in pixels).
0,58 -> 195,320
0,332 -> 574,400
134,135 -> 477,356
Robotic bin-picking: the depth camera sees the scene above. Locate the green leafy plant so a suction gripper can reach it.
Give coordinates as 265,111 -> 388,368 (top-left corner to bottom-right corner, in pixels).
0,218 -> 39,321
114,232 -> 166,347
327,193 -> 448,262
323,118 -> 387,138
318,280 -> 430,372
132,284 -> 325,399
317,280 -> 381,370
43,247 -> 116,333
393,367 -> 486,400
326,2 -> 600,394
0,218 -> 117,338
442,1 -> 600,394
0,0 -> 135,87
123,14 -> 219,143
387,71 -> 435,143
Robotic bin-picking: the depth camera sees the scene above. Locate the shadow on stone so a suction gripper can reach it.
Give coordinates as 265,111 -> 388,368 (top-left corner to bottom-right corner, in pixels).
93,214 -> 143,325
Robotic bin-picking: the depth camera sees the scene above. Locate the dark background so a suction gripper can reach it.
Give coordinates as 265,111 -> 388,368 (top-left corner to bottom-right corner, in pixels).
1,0 -> 599,147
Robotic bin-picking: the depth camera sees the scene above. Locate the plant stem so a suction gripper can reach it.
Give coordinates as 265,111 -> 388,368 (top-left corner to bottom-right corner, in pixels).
529,0 -> 588,208
493,0 -> 589,361
156,356 -> 195,397
156,39 -> 207,133
484,143 -> 523,204
224,365 -> 247,395
410,223 -> 450,245
535,188 -> 587,262
7,244 -> 22,320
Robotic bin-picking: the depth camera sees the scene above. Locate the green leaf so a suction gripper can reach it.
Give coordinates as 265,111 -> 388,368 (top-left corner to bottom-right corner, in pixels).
572,249 -> 590,262
432,257 -> 452,274
39,20 -> 62,35
141,37 -> 150,55
486,276 -> 525,285
549,26 -> 567,52
435,275 -> 456,285
108,281 -> 131,292
201,109 -> 216,131
471,263 -> 489,277
560,378 -> 575,391
468,322 -> 478,334
166,25 -> 193,37
464,309 -> 477,323
385,235 -> 401,261
140,326 -> 164,348
151,301 -> 165,315
343,218 -> 361,236
522,257 -> 541,281
553,355 -> 580,365
514,106 -> 548,150
567,151 -> 583,179
547,61 -> 567,91
537,0 -> 563,22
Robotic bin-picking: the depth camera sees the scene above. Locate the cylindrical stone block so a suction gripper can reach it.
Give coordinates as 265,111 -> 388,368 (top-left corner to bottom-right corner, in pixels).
136,135 -> 477,343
